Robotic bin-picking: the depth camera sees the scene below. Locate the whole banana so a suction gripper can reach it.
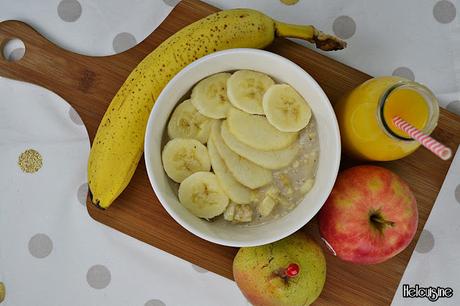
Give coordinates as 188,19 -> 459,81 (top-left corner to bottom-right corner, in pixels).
88,8 -> 345,209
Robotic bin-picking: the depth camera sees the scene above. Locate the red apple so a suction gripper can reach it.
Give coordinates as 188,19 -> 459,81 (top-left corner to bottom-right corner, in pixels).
318,165 -> 418,264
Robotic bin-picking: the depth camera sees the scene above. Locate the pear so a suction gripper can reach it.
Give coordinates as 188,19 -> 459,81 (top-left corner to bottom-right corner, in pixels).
233,232 -> 326,306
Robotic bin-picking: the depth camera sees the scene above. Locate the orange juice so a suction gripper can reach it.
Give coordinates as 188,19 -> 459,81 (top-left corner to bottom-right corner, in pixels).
383,88 -> 430,138
335,77 -> 439,161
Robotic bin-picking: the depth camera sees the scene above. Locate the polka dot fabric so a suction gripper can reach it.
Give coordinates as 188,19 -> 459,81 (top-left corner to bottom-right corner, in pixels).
0,0 -> 174,56
333,16 -> 356,39
0,0 -> 458,113
392,67 -> 416,81
57,0 -> 82,22
455,184 -> 460,204
28,234 -> 53,258
145,299 -> 167,306
112,32 -> 137,53
196,0 -> 459,115
393,148 -> 460,305
415,230 -> 435,254
447,100 -> 460,114
86,265 -> 111,289
433,0 -> 457,24
0,77 -> 246,305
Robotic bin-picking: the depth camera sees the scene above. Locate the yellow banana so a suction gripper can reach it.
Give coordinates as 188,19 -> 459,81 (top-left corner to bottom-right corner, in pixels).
88,8 -> 345,209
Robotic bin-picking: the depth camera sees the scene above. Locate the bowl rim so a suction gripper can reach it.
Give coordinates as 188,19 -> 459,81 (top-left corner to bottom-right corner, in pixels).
144,48 -> 341,247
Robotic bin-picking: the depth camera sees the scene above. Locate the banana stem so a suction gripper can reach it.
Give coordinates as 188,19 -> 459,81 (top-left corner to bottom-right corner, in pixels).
274,21 -> 347,51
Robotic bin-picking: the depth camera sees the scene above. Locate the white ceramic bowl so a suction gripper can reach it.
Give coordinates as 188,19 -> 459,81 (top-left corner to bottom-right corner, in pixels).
145,49 -> 340,247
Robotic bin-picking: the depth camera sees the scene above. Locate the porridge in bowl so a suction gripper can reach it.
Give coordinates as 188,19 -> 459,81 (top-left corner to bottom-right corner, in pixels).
161,70 -> 319,225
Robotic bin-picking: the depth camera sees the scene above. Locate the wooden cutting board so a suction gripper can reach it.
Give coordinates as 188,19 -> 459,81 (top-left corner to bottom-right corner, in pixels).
1,1 -> 459,304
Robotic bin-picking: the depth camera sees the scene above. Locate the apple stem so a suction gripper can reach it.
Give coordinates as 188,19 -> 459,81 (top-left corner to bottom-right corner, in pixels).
371,215 -> 395,227
370,211 -> 395,233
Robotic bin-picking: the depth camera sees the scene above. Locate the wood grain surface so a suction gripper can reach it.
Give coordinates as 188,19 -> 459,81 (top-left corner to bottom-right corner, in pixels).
1,1 -> 459,305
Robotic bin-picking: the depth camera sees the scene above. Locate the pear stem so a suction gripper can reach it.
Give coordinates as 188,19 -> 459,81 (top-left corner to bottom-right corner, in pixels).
274,21 -> 347,51
277,263 -> 300,279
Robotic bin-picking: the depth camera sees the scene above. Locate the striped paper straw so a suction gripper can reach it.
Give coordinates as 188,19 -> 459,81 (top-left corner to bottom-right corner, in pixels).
392,116 -> 452,160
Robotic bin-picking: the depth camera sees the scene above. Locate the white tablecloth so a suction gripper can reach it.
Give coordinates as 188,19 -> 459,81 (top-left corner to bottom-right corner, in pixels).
1,1 -> 459,305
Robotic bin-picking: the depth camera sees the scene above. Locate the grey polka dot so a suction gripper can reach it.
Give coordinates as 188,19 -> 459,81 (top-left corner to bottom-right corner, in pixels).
87,265 -> 111,289
145,299 -> 166,306
112,32 -> 137,53
77,183 -> 88,205
7,48 -> 25,62
433,1 -> 456,24
28,234 -> 53,258
447,100 -> 460,115
415,230 -> 435,254
68,107 -> 84,125
332,16 -> 356,39
57,0 -> 82,22
455,184 -> 460,204
163,0 -> 181,7
392,67 -> 415,81
192,264 -> 208,273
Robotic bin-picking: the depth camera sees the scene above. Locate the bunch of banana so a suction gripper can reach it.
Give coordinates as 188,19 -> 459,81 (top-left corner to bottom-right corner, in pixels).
88,8 -> 346,209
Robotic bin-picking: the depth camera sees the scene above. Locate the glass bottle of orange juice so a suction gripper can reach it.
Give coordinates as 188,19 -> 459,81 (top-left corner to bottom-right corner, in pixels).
335,76 -> 439,161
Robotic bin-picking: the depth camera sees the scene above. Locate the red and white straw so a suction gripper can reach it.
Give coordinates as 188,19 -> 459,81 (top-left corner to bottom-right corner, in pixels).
392,116 -> 452,160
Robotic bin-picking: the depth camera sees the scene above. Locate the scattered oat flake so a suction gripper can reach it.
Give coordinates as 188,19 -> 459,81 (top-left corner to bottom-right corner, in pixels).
18,149 -> 43,173
280,0 -> 299,5
0,282 -> 5,303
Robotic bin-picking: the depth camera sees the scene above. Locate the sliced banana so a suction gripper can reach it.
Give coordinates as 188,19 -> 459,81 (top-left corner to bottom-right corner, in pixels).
221,121 -> 299,170
167,100 -> 215,143
227,108 -> 297,151
263,84 -> 312,132
191,73 -> 232,119
207,136 -> 253,204
227,70 -> 275,114
178,172 -> 229,219
196,119 -> 214,144
210,121 -> 272,189
162,138 -> 211,183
